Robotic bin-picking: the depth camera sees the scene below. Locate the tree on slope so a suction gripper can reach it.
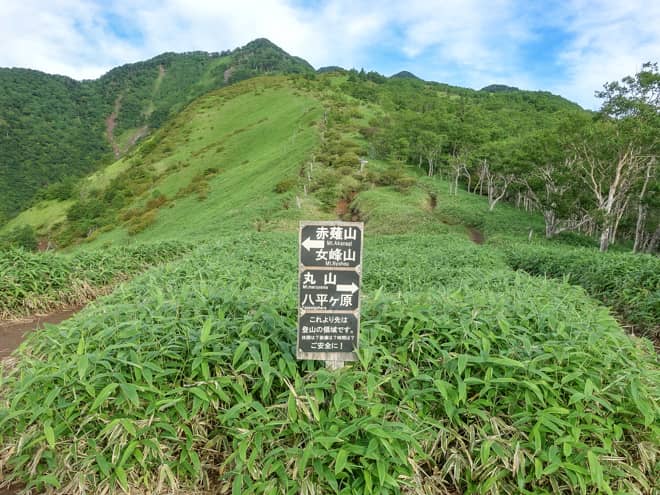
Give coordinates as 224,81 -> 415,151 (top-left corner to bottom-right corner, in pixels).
575,63 -> 659,252
517,127 -> 592,238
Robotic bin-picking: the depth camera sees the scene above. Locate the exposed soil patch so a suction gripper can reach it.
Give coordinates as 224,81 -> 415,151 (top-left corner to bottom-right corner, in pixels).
467,227 -> 485,245
335,198 -> 349,216
106,95 -> 123,157
336,193 -> 362,222
126,125 -> 149,150
428,191 -> 437,210
0,306 -> 82,359
157,64 -> 166,86
0,309 -> 83,493
223,66 -> 235,83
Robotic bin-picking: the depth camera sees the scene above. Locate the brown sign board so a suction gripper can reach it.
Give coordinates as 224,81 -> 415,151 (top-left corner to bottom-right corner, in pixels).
297,221 -> 363,362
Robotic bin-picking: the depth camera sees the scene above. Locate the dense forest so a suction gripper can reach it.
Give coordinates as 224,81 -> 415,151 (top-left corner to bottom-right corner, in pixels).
0,39 -> 313,220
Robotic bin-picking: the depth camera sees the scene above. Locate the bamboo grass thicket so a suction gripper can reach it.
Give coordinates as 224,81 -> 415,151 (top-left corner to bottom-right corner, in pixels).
0,233 -> 657,494
500,242 -> 660,340
0,241 -> 193,319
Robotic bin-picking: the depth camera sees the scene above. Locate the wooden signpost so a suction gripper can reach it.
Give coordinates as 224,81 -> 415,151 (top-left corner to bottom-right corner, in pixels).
297,221 -> 363,368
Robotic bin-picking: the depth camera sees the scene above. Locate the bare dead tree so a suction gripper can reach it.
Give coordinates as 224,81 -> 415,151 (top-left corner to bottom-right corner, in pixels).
448,152 -> 468,195
521,163 -> 592,238
481,160 -> 515,211
417,135 -> 442,177
576,141 -> 648,252
633,157 -> 657,252
462,163 -> 472,193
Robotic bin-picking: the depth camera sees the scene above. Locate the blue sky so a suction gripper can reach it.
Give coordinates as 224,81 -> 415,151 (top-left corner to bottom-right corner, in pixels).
0,0 -> 658,109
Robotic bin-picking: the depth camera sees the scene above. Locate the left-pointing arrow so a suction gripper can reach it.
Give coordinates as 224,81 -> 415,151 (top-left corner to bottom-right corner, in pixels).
337,282 -> 359,294
302,237 -> 324,251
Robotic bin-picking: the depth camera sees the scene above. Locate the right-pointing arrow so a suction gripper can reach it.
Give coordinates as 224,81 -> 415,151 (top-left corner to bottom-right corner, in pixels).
302,237 -> 325,251
337,282 -> 359,294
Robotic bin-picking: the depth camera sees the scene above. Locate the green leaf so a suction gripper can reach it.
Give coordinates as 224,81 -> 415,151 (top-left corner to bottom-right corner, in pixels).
335,448 -> 349,475
188,386 -> 210,402
90,383 -> 118,411
77,354 -> 89,380
232,473 -> 243,495
457,354 -> 467,375
587,451 -> 604,489
96,453 -> 111,477
44,422 -> 55,448
377,458 -> 386,487
287,392 -> 297,422
489,356 -> 525,368
480,439 -> 492,464
120,383 -> 139,407
38,474 -> 61,488
364,468 -> 373,494
233,341 -> 249,368
200,318 -> 212,345
115,466 -> 128,492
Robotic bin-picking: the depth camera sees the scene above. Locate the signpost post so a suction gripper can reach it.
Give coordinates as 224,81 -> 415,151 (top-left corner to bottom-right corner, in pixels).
297,221 -> 363,367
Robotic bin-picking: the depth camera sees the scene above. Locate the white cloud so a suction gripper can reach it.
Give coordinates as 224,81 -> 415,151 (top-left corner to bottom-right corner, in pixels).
0,0 -> 658,107
0,0 -> 143,78
549,0 -> 660,108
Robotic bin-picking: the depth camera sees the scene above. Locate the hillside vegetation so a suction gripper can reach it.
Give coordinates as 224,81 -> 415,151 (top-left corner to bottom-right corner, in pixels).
3,68 -> 658,336
0,39 -> 313,219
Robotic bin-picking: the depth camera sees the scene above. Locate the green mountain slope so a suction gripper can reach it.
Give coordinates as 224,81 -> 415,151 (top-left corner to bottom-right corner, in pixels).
0,70 -> 586,246
90,76 -> 324,244
0,39 -> 313,220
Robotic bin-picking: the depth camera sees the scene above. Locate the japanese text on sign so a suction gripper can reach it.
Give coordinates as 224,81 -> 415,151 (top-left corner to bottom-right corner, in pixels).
297,221 -> 363,361
300,224 -> 362,268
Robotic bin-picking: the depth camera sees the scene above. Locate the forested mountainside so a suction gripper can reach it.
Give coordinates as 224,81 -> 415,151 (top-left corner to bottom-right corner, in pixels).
0,38 -> 313,219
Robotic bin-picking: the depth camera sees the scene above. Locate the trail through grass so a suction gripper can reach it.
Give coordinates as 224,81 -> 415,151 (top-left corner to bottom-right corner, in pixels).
0,241 -> 193,319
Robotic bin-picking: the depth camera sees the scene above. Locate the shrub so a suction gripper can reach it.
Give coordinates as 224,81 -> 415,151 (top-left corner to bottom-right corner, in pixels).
0,225 -> 38,251
274,178 -> 297,194
0,241 -> 192,318
127,210 -> 157,235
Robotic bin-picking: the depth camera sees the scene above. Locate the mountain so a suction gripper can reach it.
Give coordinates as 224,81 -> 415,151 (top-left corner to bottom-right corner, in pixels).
0,38 -> 313,220
316,66 -> 346,74
7,38 -> 651,260
480,84 -> 520,92
2,69 -> 585,248
390,70 -> 422,80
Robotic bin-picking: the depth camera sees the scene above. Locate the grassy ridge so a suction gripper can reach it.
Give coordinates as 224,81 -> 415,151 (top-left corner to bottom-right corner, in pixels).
0,241 -> 192,319
0,233 -> 657,493
4,77 -> 325,246
0,39 -> 314,219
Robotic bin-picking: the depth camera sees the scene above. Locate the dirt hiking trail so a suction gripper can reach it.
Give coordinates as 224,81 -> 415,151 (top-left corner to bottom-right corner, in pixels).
0,308 -> 83,493
0,307 -> 82,359
467,227 -> 485,244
